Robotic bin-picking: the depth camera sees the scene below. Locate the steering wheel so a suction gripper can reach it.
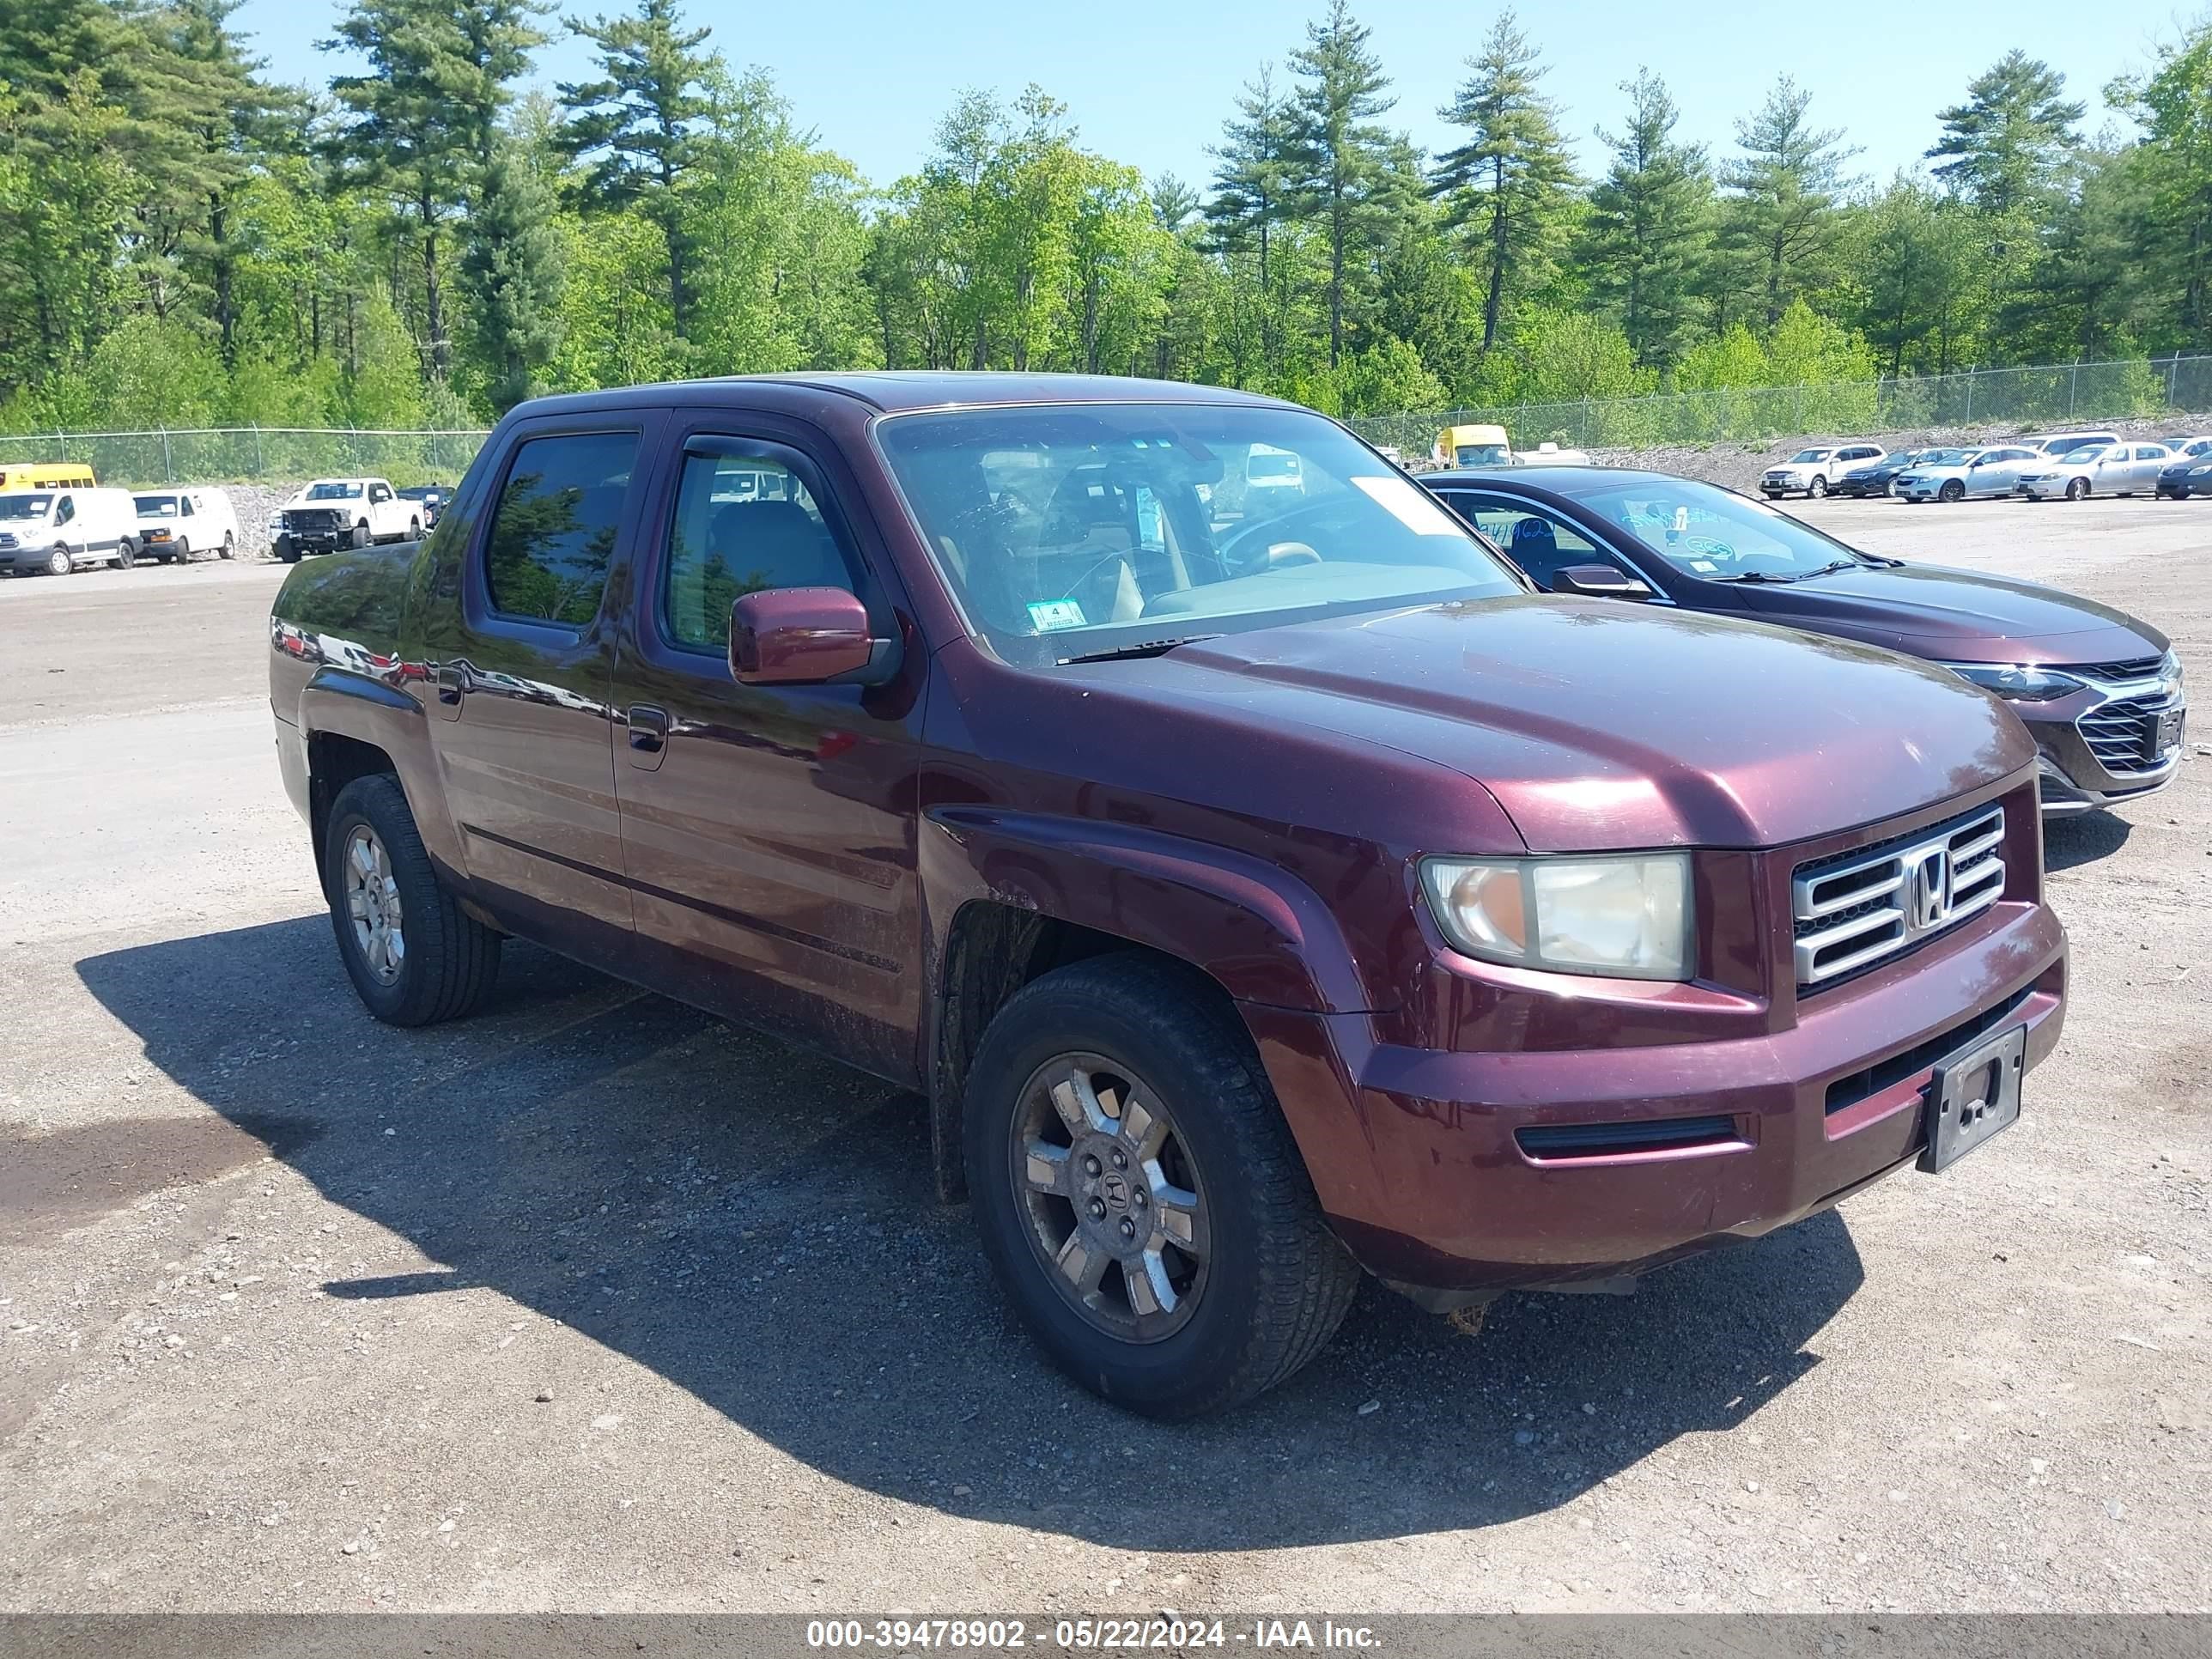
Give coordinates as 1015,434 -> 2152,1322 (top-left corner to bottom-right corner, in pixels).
1253,541 -> 1322,569
1218,495 -> 1343,574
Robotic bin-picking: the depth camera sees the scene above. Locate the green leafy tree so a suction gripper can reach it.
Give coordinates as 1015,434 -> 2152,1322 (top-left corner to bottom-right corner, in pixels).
1431,9 -> 1578,356
2111,21 -> 2212,349
1577,69 -> 1711,368
560,0 -> 715,341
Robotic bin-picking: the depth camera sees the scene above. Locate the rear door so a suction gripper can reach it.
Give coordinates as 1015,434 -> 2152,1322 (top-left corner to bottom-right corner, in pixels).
608,417 -> 928,1081
423,415 -> 661,952
2131,446 -> 2172,490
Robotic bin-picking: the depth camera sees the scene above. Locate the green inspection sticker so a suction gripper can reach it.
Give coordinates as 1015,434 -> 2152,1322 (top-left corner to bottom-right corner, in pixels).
1027,599 -> 1088,631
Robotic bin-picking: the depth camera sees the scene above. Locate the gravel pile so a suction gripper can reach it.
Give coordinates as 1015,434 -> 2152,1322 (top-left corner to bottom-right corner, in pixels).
1587,413 -> 2212,493
224,484 -> 292,561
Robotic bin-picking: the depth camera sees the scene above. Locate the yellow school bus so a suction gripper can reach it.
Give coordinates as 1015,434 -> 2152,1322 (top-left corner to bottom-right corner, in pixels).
0,463 -> 97,490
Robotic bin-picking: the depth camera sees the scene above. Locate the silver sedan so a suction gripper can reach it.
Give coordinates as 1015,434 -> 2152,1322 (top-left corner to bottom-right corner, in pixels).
2017,441 -> 2174,501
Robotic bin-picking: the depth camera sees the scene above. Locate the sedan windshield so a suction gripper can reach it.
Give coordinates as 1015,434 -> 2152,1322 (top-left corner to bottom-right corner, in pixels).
135,495 -> 180,517
0,494 -> 55,520
1569,479 -> 1875,581
305,481 -> 362,501
878,404 -> 1523,664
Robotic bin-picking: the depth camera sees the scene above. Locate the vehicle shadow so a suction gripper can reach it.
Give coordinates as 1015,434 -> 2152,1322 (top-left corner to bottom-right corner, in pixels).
2044,811 -> 2132,872
76,918 -> 1864,1552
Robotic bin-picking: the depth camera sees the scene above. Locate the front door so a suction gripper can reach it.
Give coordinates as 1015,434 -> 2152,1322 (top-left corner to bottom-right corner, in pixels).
422,419 -> 656,952
610,425 -> 928,1083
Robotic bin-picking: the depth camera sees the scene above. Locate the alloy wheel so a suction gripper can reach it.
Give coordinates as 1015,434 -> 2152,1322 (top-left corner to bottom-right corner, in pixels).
1010,1052 -> 1210,1342
342,823 -> 406,986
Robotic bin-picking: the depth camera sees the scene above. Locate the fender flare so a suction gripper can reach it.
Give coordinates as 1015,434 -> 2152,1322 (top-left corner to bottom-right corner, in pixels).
295,668 -> 469,887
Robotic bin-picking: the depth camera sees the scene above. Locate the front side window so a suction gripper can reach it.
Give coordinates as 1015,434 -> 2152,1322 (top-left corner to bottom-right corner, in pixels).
483,432 -> 638,627
55,495 -> 74,525
1437,491 -> 1608,589
1571,478 -> 1875,583
662,449 -> 854,652
878,404 -> 1520,665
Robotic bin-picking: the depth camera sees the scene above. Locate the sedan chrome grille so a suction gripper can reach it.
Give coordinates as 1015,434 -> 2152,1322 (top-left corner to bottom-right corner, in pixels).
1792,805 -> 2006,989
2079,691 -> 2182,776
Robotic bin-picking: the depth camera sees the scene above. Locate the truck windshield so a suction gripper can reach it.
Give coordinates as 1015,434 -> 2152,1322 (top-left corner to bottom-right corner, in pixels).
0,494 -> 54,520
135,495 -> 180,517
1573,478 -> 1875,581
305,482 -> 362,500
1454,443 -> 1510,465
878,404 -> 1522,665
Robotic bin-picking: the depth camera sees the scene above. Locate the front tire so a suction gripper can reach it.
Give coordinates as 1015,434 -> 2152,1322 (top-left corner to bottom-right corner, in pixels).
46,545 -> 74,576
276,535 -> 300,563
323,775 -> 501,1027
1939,479 -> 1965,503
963,954 -> 1360,1419
2065,477 -> 2087,501
1808,476 -> 1828,498
113,538 -> 137,569
350,521 -> 370,549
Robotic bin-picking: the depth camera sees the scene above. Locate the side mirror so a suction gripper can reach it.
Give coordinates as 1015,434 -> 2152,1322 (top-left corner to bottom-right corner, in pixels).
1550,564 -> 1653,600
729,587 -> 899,687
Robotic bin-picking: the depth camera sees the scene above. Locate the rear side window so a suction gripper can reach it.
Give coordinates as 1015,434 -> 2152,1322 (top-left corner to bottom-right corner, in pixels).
663,450 -> 855,652
483,432 -> 638,627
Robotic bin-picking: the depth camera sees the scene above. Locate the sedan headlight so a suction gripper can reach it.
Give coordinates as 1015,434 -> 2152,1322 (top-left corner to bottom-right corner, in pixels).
1942,662 -> 2086,701
1419,853 -> 1692,981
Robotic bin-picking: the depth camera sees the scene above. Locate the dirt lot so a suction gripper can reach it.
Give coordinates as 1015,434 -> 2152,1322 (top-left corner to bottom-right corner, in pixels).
1,498 -> 2207,1616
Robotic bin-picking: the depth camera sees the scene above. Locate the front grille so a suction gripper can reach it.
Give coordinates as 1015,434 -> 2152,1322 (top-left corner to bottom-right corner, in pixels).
1824,988 -> 2034,1116
1792,804 -> 2006,990
2079,692 -> 2181,775
2067,654 -> 2165,683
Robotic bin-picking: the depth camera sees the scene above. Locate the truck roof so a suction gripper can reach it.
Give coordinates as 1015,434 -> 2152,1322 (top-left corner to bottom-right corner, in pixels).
513,372 -> 1291,419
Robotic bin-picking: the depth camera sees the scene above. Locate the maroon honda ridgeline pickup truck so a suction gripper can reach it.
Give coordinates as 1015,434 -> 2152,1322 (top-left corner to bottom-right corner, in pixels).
269,374 -> 2067,1417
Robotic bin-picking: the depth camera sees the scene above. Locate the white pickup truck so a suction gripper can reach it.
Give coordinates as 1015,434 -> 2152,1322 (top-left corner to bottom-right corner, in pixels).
272,477 -> 423,562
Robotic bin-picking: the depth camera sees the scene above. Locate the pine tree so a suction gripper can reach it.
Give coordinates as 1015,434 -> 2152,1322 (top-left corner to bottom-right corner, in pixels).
561,0 -> 717,341
1285,0 -> 1395,368
1929,51 -> 2083,216
1431,9 -> 1577,356
463,134 -> 565,410
1578,69 -> 1710,368
1720,76 -> 1857,330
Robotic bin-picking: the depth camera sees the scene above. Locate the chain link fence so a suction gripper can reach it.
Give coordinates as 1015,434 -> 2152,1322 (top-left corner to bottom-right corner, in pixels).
1349,355 -> 2212,457
0,426 -> 491,488
8,354 -> 2212,485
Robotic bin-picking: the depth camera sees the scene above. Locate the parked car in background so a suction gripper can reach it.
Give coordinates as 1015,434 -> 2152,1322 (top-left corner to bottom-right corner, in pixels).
0,485 -> 142,575
269,374 -> 2068,1417
2016,441 -> 2172,501
1422,465 -> 2185,817
1518,441 -> 1591,465
2021,429 -> 2122,459
131,486 -> 239,562
1759,442 -> 1886,499
2153,437 -> 2212,497
1893,445 -> 2040,502
396,483 -> 451,526
0,462 -> 96,491
272,477 -> 423,562
1834,448 -> 1942,498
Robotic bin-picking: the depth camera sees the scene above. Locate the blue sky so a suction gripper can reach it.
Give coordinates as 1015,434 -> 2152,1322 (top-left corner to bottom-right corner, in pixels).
230,0 -> 2161,192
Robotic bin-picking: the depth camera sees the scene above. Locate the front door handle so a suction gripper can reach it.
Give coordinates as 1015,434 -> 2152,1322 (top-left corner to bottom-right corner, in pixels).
436,664 -> 467,706
627,703 -> 670,770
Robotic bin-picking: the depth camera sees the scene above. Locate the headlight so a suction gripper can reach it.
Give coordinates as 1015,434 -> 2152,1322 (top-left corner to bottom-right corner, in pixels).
1419,853 -> 1692,981
1942,662 -> 2085,701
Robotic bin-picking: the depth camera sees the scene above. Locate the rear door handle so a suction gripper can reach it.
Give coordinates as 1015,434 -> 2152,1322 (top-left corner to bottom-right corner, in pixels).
628,703 -> 670,770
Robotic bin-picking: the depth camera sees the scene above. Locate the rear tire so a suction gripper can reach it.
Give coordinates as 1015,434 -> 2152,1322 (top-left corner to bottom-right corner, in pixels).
218,532 -> 234,560
963,953 -> 1360,1419
408,516 -> 422,540
323,774 -> 501,1027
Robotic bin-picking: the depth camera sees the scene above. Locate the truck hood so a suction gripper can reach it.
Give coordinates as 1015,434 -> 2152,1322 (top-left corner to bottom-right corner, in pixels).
1729,562 -> 2166,664
1144,597 -> 2031,852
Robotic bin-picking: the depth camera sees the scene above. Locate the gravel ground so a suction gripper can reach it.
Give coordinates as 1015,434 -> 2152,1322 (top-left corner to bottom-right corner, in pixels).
0,499 -> 2207,1615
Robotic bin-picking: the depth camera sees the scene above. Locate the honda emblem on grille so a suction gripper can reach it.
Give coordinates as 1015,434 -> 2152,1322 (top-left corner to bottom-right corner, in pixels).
1904,845 -> 1953,934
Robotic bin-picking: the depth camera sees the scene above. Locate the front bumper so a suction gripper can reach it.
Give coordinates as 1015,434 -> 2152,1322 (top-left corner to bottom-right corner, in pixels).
2016,679 -> 2186,813
1244,897 -> 2066,1297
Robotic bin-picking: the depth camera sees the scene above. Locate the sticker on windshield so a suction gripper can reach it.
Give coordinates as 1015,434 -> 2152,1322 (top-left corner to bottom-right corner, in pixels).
1351,474 -> 1462,535
1135,487 -> 1164,552
1027,599 -> 1088,632
1690,558 -> 1717,572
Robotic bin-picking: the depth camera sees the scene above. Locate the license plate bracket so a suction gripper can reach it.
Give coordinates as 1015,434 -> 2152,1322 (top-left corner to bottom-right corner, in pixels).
1920,1024 -> 2026,1173
2150,707 -> 2184,760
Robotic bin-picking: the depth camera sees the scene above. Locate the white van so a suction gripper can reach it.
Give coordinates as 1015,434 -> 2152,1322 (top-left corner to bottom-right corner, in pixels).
132,486 -> 240,563
0,486 -> 143,575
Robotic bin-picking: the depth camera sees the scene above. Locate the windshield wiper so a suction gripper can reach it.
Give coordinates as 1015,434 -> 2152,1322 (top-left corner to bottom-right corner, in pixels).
1709,570 -> 1801,584
1059,634 -> 1223,664
1713,558 -> 1862,585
